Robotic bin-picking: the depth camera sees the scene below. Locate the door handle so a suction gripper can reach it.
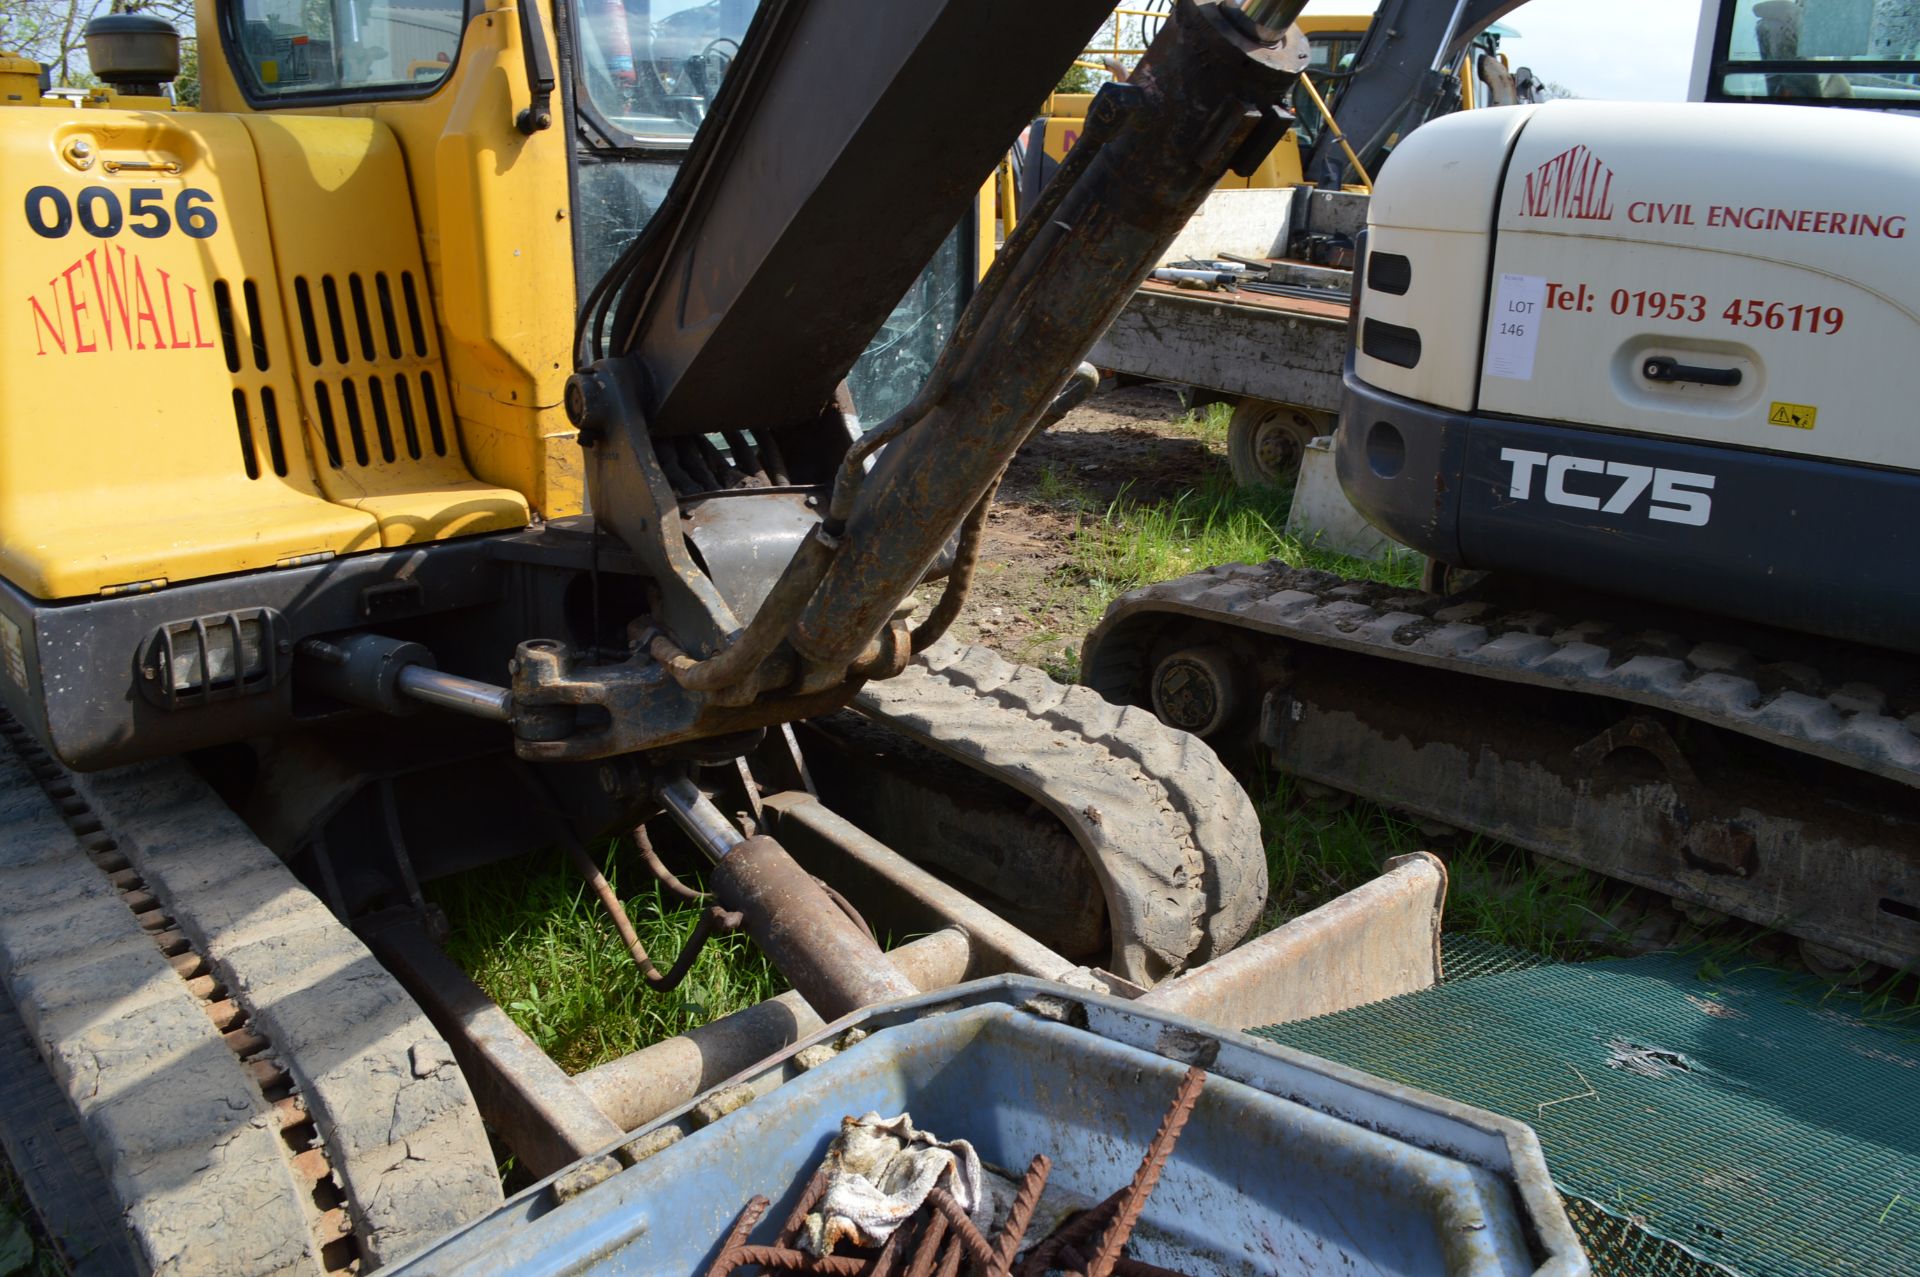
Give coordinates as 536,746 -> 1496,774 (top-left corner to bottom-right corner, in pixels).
1642,356 -> 1741,387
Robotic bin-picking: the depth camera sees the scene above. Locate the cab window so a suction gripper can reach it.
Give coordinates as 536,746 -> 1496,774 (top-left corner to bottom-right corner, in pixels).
227,0 -> 467,99
1713,0 -> 1920,104
576,0 -> 757,143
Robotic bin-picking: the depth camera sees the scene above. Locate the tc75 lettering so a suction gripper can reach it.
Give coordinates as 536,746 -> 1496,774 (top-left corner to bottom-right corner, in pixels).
1499,447 -> 1715,527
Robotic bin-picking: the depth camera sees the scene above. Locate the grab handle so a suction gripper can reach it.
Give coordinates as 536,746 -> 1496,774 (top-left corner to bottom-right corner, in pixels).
1643,356 -> 1741,388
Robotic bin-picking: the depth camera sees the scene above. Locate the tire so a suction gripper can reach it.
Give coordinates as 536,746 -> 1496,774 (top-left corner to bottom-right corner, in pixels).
1226,399 -> 1324,489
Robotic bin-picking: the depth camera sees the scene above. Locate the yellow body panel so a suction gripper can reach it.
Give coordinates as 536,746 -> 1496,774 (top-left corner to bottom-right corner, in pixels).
0,109 -> 382,598
238,113 -> 529,545
0,96 -> 536,597
196,0 -> 583,522
0,3 -> 580,602
1035,94 -> 1305,189
381,3 -> 581,521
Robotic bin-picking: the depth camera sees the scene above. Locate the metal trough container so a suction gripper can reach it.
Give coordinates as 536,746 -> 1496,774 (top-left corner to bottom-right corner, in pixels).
393,977 -> 1588,1276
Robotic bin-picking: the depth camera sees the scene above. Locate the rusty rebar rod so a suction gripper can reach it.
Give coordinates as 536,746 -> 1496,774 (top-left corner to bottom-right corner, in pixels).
1079,1067 -> 1207,1277
779,1167 -> 832,1247
715,1105 -> 1200,1277
1057,1244 -> 1197,1277
904,1210 -> 950,1277
991,1155 -> 1053,1276
923,1190 -> 998,1269
704,1196 -> 770,1277
1017,1190 -> 1125,1277
724,1245 -> 871,1274
867,1220 -> 911,1277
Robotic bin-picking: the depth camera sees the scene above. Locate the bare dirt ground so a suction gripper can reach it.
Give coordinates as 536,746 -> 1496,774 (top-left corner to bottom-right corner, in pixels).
946,382 -> 1224,669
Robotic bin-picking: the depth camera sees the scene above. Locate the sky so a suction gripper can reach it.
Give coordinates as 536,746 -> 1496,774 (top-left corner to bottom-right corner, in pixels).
1489,0 -> 1710,101
1295,0 -> 1709,101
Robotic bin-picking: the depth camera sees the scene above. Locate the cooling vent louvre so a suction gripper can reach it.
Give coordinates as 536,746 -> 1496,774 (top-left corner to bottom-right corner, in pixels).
214,276 -> 288,480
291,269 -> 450,468
231,387 -> 289,480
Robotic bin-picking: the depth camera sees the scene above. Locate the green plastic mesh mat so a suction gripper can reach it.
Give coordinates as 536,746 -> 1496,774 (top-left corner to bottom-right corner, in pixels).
1254,938 -> 1920,1277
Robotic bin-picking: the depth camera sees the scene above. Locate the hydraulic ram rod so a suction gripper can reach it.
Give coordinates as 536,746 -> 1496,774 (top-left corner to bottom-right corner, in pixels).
657,776 -> 917,1020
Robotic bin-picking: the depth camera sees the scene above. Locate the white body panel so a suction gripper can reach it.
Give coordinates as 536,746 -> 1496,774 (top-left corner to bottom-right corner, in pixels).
1470,100 -> 1920,471
1689,0 -> 1721,102
1352,107 -> 1533,412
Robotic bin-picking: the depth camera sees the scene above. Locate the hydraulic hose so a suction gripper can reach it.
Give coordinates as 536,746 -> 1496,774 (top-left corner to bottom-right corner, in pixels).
910,363 -> 1099,654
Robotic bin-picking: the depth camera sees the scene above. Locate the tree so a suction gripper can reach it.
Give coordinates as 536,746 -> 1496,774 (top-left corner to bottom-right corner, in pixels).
0,0 -> 100,85
1055,63 -> 1099,93
173,30 -> 198,106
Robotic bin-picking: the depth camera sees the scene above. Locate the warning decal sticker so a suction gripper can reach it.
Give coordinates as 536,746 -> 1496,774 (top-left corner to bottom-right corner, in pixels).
1767,401 -> 1817,431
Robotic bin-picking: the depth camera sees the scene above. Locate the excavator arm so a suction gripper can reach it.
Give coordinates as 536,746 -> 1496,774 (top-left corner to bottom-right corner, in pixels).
502,0 -> 1311,1020
1300,0 -> 1530,187
536,0 -> 1310,764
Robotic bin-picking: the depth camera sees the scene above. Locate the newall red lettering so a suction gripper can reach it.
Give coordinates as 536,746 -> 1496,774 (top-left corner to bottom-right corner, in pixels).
1519,145 -> 1616,221
26,246 -> 214,356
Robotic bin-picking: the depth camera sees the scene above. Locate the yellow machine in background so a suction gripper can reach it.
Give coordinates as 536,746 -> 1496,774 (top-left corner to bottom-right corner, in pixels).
1010,2 -> 1526,212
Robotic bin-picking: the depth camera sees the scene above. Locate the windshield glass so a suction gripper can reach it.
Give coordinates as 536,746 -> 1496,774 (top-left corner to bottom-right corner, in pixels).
569,0 -> 970,426
578,0 -> 756,142
1715,0 -> 1920,103
226,0 -> 465,99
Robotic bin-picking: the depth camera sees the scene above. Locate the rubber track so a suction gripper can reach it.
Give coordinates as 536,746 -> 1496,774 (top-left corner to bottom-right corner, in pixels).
67,758 -> 505,1270
0,718 -> 504,1274
0,977 -> 140,1276
0,740 -> 322,1276
1084,564 -> 1920,789
852,641 -> 1265,983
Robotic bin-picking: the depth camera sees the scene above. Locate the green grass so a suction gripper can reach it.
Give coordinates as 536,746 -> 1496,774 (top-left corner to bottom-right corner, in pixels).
431,841 -> 783,1074
1032,463 -> 1097,510
1444,840 -> 1613,961
1045,473 -> 1420,681
1166,400 -> 1233,445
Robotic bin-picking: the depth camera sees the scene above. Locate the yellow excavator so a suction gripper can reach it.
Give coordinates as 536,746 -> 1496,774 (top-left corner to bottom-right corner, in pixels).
1,2 -> 1514,1273
1012,1 -> 1537,212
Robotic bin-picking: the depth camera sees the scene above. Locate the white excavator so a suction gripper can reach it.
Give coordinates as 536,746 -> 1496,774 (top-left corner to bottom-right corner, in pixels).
1085,0 -> 1920,980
